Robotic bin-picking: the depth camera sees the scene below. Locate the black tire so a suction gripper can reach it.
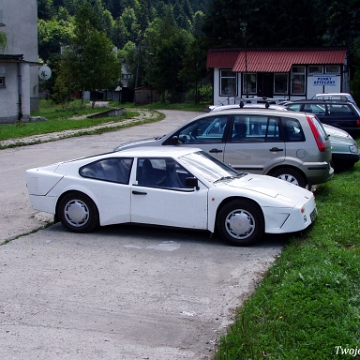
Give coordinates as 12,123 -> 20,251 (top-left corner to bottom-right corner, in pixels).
216,200 -> 264,246
270,167 -> 307,188
58,192 -> 99,232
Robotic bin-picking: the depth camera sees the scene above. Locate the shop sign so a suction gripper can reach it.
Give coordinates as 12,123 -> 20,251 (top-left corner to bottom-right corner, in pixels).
313,75 -> 336,86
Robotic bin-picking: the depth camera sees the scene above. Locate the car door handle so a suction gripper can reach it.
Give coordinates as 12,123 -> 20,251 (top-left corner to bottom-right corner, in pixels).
132,190 -> 147,195
269,147 -> 284,152
209,148 -> 223,153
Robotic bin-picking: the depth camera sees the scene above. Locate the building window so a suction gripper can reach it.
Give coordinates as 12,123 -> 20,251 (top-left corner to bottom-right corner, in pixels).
122,74 -> 133,79
274,73 -> 288,94
220,69 -> 237,96
291,66 -> 306,95
0,76 -> 5,87
243,73 -> 257,95
308,65 -> 323,74
325,65 -> 340,74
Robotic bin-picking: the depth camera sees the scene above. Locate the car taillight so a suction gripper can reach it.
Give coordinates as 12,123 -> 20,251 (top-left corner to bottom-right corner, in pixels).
356,119 -> 360,127
307,116 -> 326,152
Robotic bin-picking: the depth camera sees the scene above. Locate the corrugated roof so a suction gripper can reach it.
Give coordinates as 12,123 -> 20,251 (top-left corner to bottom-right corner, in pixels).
206,49 -> 240,68
207,49 -> 347,72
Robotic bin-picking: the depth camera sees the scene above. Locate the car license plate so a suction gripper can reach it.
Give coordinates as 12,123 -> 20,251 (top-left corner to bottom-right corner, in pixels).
310,207 -> 317,222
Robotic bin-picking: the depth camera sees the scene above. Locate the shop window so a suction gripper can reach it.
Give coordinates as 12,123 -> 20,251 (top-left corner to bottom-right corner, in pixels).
0,76 -> 5,87
243,73 -> 257,95
325,65 -> 340,74
308,65 -> 323,74
274,73 -> 288,94
291,66 -> 305,95
220,69 -> 237,97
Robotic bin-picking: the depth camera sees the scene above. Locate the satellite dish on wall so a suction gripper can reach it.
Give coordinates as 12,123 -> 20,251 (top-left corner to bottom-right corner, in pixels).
38,65 -> 52,80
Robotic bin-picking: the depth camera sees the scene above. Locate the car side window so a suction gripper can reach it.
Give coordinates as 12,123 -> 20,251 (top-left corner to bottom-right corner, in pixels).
283,118 -> 305,142
327,104 -> 353,116
287,104 -> 302,112
231,115 -> 282,142
80,158 -> 133,184
177,116 -> 228,144
136,158 -> 193,190
303,104 -> 326,116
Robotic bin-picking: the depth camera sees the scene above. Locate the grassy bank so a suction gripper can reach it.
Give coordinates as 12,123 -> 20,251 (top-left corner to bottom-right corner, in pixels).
214,157 -> 360,359
0,100 -> 166,143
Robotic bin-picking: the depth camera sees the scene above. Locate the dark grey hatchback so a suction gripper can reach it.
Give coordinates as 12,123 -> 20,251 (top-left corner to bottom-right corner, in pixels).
283,100 -> 360,133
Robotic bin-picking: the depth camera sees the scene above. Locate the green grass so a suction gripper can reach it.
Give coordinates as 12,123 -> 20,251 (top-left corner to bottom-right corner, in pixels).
0,100 -> 165,144
115,100 -> 208,112
214,145 -> 360,359
0,100 -> 205,145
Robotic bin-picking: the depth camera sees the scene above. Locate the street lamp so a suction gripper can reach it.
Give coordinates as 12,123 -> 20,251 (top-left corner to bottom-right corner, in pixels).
240,21 -> 248,98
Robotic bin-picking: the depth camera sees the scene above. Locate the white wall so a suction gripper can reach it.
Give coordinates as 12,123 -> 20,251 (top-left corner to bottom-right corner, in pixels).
0,0 -> 38,122
306,75 -> 342,99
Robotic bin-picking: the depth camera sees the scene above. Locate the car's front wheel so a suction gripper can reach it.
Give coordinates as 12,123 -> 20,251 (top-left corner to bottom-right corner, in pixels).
216,199 -> 264,246
270,167 -> 307,187
58,192 -> 99,232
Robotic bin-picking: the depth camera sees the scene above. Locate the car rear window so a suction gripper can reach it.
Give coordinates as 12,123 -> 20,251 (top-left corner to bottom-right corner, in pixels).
327,104 -> 354,116
303,104 -> 326,116
283,118 -> 305,142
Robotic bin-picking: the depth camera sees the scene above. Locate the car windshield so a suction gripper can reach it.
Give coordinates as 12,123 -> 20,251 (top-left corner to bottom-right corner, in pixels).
180,151 -> 241,183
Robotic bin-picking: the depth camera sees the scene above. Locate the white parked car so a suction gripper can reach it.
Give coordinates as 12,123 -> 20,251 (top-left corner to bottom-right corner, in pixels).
322,123 -> 360,170
311,92 -> 357,105
26,147 -> 317,246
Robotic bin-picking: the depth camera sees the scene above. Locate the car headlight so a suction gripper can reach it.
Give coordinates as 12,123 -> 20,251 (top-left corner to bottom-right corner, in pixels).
349,144 -> 358,153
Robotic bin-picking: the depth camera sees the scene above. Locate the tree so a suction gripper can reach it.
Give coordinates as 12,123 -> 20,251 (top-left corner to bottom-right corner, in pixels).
38,17 -> 74,64
201,0 -> 327,48
179,37 -> 208,103
54,2 -> 121,106
38,0 -> 56,20
143,17 -> 192,102
179,11 -> 208,104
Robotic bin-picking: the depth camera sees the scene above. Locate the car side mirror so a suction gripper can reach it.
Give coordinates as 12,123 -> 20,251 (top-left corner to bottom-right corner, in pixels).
170,136 -> 179,145
185,177 -> 199,190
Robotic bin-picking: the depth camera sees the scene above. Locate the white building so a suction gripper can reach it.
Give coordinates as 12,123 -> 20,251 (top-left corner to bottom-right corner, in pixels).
0,0 -> 39,123
206,48 -> 350,106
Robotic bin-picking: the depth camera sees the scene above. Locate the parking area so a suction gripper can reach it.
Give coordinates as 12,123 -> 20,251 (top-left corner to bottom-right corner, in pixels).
0,110 -> 283,359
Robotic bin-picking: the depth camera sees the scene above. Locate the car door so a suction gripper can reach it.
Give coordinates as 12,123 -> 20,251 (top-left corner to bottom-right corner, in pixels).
79,157 -> 133,226
223,114 -> 286,173
326,103 -> 360,129
170,115 -> 229,162
130,158 -> 209,230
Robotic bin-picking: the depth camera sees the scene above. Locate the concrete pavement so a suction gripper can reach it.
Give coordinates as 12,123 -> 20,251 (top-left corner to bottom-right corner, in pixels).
0,110 -> 283,359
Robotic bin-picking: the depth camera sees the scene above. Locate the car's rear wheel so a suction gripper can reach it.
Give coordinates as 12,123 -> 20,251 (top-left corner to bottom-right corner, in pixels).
270,167 -> 307,187
58,192 -> 99,232
216,200 -> 264,246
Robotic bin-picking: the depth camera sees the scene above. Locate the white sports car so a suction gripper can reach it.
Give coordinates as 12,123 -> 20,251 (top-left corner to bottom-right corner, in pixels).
26,147 -> 317,246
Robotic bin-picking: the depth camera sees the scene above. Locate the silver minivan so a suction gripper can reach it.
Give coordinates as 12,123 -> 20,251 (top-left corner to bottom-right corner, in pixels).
114,109 -> 334,188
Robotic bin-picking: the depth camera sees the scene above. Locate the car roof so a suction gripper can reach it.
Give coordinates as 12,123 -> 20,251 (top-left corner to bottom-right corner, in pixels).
286,99 -> 352,105
64,147 -> 204,165
205,108 -> 306,117
314,92 -> 352,96
210,104 -> 287,111
116,146 -> 202,158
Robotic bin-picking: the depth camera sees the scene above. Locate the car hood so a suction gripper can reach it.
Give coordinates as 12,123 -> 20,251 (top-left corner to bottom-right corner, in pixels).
221,174 -> 313,206
323,124 -> 352,139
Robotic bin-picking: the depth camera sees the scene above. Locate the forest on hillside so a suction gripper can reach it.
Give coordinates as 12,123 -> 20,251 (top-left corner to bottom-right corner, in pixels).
38,0 -> 210,59
36,0 -> 360,103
